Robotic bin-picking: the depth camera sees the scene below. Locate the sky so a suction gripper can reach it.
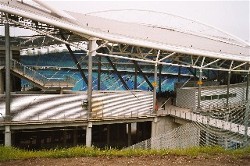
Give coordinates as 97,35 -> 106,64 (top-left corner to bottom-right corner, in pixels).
46,0 -> 250,43
1,0 -> 249,43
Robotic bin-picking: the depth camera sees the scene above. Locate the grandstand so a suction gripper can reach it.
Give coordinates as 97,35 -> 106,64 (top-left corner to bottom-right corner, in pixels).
0,0 -> 249,150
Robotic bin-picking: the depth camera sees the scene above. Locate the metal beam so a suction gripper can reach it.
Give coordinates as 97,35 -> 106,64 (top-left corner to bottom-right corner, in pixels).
226,71 -> 231,106
97,55 -> 101,90
60,33 -> 88,85
131,60 -> 154,90
87,39 -> 97,119
134,65 -> 137,90
105,56 -> 130,90
159,64 -> 162,93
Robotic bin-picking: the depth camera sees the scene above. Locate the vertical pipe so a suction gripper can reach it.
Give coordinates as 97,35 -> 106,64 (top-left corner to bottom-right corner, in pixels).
5,21 -> 11,146
97,55 -> 101,90
244,71 -> 250,144
246,72 -> 249,101
87,39 -> 96,118
197,69 -> 202,109
134,65 -> 137,90
226,71 -> 231,107
153,63 -> 157,112
5,21 -> 10,118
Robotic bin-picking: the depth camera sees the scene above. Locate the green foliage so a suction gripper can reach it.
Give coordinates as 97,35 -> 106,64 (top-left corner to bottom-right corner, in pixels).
0,145 -> 249,162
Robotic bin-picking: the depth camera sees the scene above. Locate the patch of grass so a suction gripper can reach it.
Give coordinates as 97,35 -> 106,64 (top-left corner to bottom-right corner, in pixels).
0,145 -> 249,162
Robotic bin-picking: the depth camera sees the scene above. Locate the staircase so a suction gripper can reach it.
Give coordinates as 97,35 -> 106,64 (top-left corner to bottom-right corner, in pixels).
10,59 -> 76,90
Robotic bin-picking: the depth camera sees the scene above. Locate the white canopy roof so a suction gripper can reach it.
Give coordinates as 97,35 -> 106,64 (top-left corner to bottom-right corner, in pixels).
0,0 -> 249,63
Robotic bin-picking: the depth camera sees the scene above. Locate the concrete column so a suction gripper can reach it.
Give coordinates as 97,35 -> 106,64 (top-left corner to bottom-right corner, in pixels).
87,39 -> 97,118
127,123 -> 132,146
244,71 -> 250,144
86,122 -> 92,147
4,125 -> 11,146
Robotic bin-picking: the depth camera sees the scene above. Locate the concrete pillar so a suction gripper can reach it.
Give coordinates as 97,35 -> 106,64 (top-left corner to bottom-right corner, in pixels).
244,71 -> 250,144
127,123 -> 132,146
86,122 -> 92,147
4,125 -> 11,146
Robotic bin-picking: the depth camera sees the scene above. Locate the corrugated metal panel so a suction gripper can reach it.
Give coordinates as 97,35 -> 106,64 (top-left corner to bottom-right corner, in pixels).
92,91 -> 153,118
0,90 -> 153,121
176,84 -> 249,109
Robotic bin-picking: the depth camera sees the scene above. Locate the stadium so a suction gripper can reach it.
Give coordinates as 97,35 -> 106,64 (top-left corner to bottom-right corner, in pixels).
0,0 -> 249,150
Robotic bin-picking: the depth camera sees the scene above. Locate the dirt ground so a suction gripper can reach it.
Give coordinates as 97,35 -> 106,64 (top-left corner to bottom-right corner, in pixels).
0,155 -> 250,166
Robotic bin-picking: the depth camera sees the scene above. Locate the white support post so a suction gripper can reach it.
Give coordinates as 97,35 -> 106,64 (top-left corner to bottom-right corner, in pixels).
86,122 -> 92,147
87,39 -> 97,119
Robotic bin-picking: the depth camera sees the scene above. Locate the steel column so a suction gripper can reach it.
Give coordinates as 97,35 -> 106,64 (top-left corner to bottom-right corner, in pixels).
97,55 -> 101,90
87,39 -> 97,118
158,64 -> 162,93
226,71 -> 231,106
244,71 -> 250,144
153,63 -> 158,112
134,65 -> 137,90
197,69 -> 202,109
5,21 -> 11,146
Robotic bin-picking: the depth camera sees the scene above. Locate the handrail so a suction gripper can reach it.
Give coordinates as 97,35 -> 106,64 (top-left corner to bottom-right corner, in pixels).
11,59 -> 76,88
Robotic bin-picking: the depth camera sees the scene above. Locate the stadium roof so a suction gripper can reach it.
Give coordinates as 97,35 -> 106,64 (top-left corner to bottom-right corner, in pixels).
0,0 -> 249,72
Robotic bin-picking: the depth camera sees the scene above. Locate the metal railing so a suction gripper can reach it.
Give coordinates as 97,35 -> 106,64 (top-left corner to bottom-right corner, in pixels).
11,59 -> 76,88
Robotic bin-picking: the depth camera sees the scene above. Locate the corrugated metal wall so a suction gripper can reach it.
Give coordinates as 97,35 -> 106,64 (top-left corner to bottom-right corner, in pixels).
176,83 -> 250,109
0,90 -> 153,121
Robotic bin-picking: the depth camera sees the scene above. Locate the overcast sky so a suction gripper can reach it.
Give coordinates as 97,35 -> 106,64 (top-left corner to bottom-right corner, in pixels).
46,0 -> 250,42
0,0 -> 249,43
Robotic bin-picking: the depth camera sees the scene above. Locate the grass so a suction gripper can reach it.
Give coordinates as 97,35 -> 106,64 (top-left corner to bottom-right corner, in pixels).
0,146 -> 249,162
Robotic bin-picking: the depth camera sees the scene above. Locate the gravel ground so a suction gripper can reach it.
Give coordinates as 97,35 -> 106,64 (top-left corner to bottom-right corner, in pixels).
0,155 -> 250,166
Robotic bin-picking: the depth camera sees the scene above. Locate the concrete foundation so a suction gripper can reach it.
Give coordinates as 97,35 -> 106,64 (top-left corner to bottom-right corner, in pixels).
86,122 -> 92,147
4,125 -> 11,146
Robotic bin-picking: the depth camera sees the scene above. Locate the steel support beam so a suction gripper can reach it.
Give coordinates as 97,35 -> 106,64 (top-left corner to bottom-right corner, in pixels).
105,56 -> 130,90
131,60 -> 154,90
197,69 -> 202,109
134,65 -> 137,90
226,71 -> 231,106
245,71 -> 250,144
60,33 -> 88,85
87,39 -> 97,118
153,63 -> 158,112
5,21 -> 11,146
97,55 -> 101,90
158,64 -> 162,93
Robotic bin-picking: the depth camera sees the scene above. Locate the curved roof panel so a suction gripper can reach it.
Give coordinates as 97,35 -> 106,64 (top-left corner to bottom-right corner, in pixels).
0,0 -> 249,62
